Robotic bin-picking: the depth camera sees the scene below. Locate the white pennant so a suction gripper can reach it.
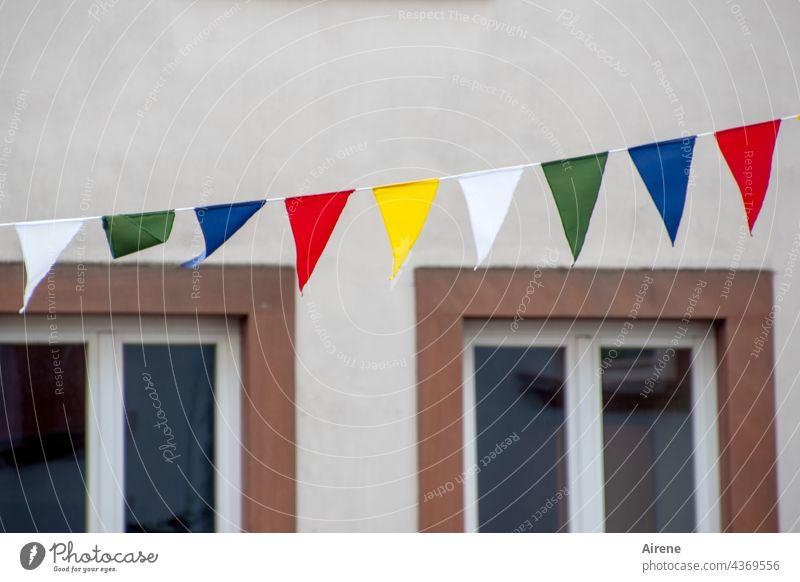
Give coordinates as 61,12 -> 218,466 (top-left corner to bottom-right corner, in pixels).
16,220 -> 83,313
457,167 -> 524,267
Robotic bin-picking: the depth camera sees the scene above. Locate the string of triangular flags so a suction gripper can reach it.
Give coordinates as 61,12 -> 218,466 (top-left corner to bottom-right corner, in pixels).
13,116 -> 793,312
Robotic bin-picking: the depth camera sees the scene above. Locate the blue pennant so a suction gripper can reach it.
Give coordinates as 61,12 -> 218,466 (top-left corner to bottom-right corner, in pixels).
628,136 -> 696,245
182,200 -> 265,268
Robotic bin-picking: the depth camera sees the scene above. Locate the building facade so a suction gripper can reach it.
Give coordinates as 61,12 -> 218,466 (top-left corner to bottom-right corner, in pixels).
0,0 -> 798,532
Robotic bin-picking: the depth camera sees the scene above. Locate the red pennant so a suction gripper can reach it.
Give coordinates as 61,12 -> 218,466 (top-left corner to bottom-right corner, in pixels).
715,119 -> 781,232
285,190 -> 353,293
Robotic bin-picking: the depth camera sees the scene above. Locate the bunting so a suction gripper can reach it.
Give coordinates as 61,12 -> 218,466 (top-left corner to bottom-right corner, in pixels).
715,119 -> 781,233
182,200 -> 265,269
0,114 -> 792,308
103,210 -> 176,258
373,179 -> 439,279
285,190 -> 353,293
541,153 -> 608,262
628,136 -> 696,245
458,168 -> 524,267
16,221 -> 83,313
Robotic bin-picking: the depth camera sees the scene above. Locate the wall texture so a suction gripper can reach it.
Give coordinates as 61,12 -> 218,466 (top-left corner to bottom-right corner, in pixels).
0,0 -> 798,531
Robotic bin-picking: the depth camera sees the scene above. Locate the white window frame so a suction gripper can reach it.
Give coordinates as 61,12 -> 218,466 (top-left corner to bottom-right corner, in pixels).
0,315 -> 242,533
462,319 -> 721,533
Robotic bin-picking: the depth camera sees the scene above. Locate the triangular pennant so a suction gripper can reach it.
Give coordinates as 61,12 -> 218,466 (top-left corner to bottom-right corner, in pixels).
181,200 -> 266,268
457,168 -> 524,267
628,137 -> 696,245
541,153 -> 608,262
16,220 -> 83,313
715,119 -> 781,233
373,178 -> 439,279
102,210 -> 176,259
285,190 -> 353,293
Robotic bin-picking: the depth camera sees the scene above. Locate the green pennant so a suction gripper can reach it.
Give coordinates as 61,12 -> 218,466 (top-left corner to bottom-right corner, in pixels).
541,152 -> 608,262
102,210 -> 176,258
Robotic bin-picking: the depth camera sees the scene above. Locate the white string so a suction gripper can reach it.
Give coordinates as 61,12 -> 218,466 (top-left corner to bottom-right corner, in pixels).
2,114 -> 795,229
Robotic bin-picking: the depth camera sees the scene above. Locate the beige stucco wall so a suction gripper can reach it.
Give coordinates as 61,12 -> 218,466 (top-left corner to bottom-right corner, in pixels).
0,0 -> 799,531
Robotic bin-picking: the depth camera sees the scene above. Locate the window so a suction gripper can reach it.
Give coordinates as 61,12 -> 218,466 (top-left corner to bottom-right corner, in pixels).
417,269 -> 776,532
463,320 -> 721,533
0,316 -> 241,533
122,344 -> 217,532
0,344 -> 87,532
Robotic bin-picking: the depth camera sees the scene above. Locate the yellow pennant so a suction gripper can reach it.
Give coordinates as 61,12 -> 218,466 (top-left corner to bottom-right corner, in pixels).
373,178 -> 440,279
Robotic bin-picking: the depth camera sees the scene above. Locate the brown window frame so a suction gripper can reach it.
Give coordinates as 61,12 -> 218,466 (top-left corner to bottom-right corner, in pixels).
416,268 -> 778,533
10,263 -> 296,532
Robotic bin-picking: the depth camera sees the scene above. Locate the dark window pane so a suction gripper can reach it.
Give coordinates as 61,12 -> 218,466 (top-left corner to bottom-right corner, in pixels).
123,344 -> 215,532
474,346 -> 568,532
601,347 -> 695,533
0,344 -> 87,532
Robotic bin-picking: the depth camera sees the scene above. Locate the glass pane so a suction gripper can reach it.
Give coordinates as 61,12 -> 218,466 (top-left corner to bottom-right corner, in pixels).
474,346 -> 568,532
0,344 -> 87,532
601,347 -> 695,532
123,344 -> 215,532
